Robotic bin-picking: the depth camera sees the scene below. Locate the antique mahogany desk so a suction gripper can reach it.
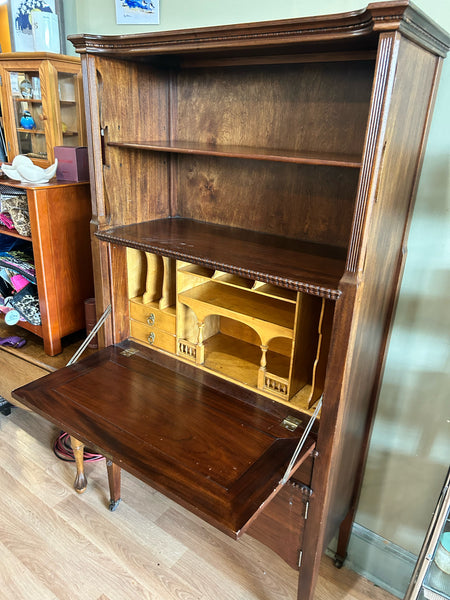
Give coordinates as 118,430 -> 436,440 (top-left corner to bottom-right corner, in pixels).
13,3 -> 450,599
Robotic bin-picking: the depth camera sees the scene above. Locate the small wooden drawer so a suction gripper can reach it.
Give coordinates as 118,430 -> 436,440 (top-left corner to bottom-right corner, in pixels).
130,320 -> 177,354
129,298 -> 176,333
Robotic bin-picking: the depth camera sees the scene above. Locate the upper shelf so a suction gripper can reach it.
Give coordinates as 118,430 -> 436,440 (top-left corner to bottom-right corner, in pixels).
96,217 -> 346,299
108,140 -> 362,168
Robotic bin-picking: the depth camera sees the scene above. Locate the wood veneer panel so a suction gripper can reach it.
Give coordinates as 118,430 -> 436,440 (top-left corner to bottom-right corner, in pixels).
95,57 -> 171,228
13,342 -> 315,536
27,183 -> 93,351
176,157 -> 359,246
175,62 -> 373,158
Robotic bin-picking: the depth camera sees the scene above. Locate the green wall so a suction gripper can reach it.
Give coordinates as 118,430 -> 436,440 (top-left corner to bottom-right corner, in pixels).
62,0 -> 450,585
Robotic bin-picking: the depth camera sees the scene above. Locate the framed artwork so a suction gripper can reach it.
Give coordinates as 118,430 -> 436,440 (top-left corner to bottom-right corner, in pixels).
8,0 -> 66,54
115,0 -> 160,25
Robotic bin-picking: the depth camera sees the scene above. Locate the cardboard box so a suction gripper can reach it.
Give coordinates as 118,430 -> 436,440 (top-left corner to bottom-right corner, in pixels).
54,146 -> 89,182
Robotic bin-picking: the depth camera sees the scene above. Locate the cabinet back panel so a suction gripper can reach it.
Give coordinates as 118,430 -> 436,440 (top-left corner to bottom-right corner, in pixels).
104,147 -> 170,225
176,155 -> 359,246
98,58 -> 171,226
175,62 -> 374,156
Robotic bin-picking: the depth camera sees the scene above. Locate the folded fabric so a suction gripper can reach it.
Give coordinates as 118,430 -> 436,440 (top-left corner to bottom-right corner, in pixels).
10,273 -> 29,292
0,335 -> 26,348
6,282 -> 41,325
0,213 -> 14,229
0,195 -> 31,237
0,250 -> 36,284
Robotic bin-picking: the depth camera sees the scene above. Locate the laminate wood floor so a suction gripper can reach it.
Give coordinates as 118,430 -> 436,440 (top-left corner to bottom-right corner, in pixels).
0,407 -> 396,600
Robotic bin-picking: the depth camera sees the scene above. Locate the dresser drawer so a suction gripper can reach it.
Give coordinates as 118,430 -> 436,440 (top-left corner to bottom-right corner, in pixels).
129,298 -> 176,333
130,320 -> 177,353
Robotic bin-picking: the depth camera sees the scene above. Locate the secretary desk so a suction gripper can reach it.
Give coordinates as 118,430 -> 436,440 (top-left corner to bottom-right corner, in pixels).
13,3 -> 450,599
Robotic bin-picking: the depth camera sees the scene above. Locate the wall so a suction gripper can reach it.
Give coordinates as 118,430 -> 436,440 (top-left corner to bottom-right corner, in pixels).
63,0 -> 450,594
0,2 -> 11,53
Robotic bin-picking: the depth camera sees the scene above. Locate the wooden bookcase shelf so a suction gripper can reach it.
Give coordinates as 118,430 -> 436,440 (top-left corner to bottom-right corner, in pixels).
12,4 -> 450,600
108,140 -> 362,168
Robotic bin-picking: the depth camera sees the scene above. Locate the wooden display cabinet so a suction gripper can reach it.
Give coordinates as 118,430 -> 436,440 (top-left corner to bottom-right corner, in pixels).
0,53 -> 86,167
12,3 -> 450,600
0,180 -> 93,355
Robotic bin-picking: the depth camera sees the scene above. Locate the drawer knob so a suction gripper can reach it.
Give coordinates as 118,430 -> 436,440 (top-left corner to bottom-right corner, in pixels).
147,313 -> 155,326
147,332 -> 155,345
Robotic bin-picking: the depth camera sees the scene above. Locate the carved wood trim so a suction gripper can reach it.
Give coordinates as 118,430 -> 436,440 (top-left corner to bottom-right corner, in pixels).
346,33 -> 398,273
69,3 -> 450,59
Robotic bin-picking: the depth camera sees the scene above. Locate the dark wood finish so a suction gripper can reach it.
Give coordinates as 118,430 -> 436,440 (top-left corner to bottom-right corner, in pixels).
12,4 -> 450,600
246,480 -> 311,569
107,140 -> 362,168
0,180 -> 94,355
106,459 -> 122,510
97,218 -> 347,299
13,340 -> 316,536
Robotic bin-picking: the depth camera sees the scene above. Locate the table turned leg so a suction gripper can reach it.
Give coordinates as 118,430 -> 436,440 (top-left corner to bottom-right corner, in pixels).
106,460 -> 121,511
70,436 -> 87,494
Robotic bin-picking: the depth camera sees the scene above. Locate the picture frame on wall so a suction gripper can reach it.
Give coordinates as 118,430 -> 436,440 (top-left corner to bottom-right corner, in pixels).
115,0 -> 160,25
7,0 -> 66,54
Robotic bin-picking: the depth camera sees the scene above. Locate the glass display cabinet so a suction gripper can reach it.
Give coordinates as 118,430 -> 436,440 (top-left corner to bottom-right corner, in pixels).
405,468 -> 450,600
0,53 -> 86,167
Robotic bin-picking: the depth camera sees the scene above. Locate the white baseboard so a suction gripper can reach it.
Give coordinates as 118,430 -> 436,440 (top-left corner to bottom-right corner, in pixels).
326,522 -> 418,599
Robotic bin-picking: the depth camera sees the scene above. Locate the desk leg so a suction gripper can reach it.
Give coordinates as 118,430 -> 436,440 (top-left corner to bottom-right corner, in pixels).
106,460 -> 121,511
70,436 -> 87,493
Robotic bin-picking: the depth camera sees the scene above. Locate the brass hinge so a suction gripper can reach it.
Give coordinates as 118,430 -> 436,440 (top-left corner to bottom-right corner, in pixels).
304,500 -> 309,520
298,550 -> 303,567
281,415 -> 302,431
120,348 -> 139,357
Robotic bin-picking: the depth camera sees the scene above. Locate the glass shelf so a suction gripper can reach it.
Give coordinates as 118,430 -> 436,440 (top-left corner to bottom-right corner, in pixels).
423,561 -> 450,599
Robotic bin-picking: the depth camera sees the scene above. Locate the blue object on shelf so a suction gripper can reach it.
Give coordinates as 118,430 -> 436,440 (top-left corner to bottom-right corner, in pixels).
20,111 -> 36,130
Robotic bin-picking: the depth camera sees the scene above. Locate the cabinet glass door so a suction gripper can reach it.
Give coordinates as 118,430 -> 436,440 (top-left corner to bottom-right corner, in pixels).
10,70 -> 47,160
58,72 -> 82,148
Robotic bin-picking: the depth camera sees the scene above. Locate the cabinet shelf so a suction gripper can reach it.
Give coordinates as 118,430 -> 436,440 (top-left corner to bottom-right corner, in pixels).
202,333 -> 291,390
17,127 -> 45,135
423,562 -> 450,599
0,224 -> 31,241
108,140 -> 362,168
14,97 -> 42,104
178,265 -> 298,303
0,311 -> 42,336
179,281 -> 295,341
96,218 -> 346,299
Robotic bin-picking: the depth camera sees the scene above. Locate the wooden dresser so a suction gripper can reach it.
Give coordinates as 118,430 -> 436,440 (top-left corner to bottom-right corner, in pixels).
13,3 -> 450,600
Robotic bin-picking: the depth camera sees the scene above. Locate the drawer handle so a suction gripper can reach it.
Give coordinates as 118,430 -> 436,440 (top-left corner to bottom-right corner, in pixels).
147,313 -> 155,326
147,332 -> 155,345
